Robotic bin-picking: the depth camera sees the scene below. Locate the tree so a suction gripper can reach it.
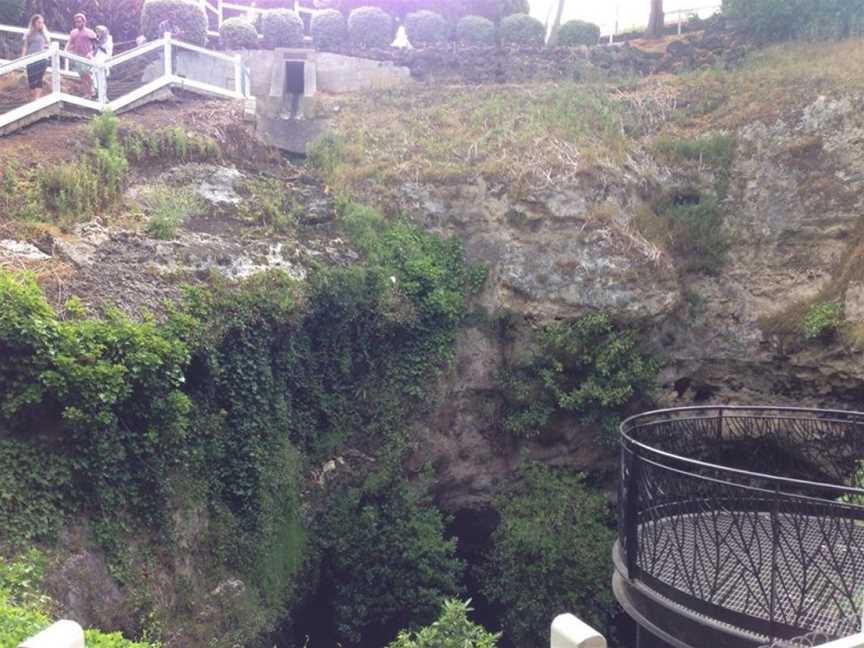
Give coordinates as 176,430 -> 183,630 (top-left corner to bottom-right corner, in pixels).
648,0 -> 664,38
545,0 -> 566,46
316,465 -> 464,646
387,599 -> 500,648
481,464 -> 615,647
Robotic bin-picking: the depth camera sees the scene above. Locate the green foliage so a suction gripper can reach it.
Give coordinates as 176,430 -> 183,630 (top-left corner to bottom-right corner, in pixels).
405,10 -> 449,46
0,0 -> 26,24
498,12 -> 544,45
141,0 -> 209,45
722,0 -> 864,41
0,270 -> 191,526
455,15 -> 495,44
501,312 -> 657,445
236,177 -> 300,232
260,9 -> 304,48
83,630 -> 152,648
139,184 -> 204,239
0,592 -> 48,648
0,549 -> 49,609
316,465 -> 463,646
654,133 -> 737,197
802,302 -> 844,340
305,132 -> 347,176
0,442 -> 73,544
122,126 -> 220,163
0,162 -> 40,222
482,464 -> 615,645
220,17 -> 259,49
654,192 -> 729,274
37,112 -> 128,223
557,19 -> 600,46
311,9 -> 348,50
348,6 -> 394,48
387,599 -> 500,648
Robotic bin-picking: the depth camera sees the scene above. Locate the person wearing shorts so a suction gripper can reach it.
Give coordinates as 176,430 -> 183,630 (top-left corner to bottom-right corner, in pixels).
21,14 -> 50,100
65,13 -> 97,98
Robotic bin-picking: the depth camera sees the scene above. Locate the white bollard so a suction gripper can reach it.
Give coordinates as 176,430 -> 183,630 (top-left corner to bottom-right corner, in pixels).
551,614 -> 606,648
18,620 -> 85,648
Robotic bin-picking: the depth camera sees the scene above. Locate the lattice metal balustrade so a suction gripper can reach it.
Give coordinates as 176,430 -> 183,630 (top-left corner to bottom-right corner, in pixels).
615,407 -> 864,648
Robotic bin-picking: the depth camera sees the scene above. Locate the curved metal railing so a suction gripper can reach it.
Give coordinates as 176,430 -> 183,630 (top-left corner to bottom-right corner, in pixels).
617,406 -> 864,644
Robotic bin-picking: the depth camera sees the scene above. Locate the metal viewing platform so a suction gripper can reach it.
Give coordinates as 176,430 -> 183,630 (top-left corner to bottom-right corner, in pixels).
613,406 -> 864,648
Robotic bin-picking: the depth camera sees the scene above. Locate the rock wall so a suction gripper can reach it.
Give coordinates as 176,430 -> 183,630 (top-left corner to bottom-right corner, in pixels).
397,92 -> 864,510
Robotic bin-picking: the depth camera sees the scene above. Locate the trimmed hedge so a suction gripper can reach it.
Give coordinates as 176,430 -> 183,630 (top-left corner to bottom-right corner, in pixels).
141,0 -> 208,45
558,19 -> 600,46
499,12 -> 544,45
220,17 -> 259,49
455,15 -> 495,44
348,6 -> 393,48
722,0 -> 864,41
260,8 -> 304,47
460,0 -> 529,23
311,9 -> 348,50
405,10 -> 448,46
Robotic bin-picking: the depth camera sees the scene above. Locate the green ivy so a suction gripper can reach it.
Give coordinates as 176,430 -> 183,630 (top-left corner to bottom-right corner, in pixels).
316,463 -> 464,646
387,599 -> 500,648
481,464 -> 615,645
501,312 -> 658,445
803,302 -> 844,340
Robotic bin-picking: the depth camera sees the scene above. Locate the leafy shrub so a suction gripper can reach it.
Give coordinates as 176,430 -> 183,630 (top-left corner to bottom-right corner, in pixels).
141,0 -> 208,45
803,302 -> 844,340
558,19 -> 600,46
84,629 -> 152,647
388,599 -> 500,648
26,0 -> 145,42
260,8 -> 304,48
405,10 -> 448,46
0,441 -> 73,543
501,312 -> 658,444
220,16 -> 259,49
311,9 -> 348,50
122,126 -> 220,162
722,0 -> 864,41
348,6 -> 394,48
455,15 -> 495,44
482,464 -> 615,645
0,0 -> 25,25
653,191 -> 729,274
316,466 -> 463,645
0,591 -> 49,648
236,177 -> 299,232
140,184 -> 204,239
306,132 -> 346,175
498,12 -> 544,45
458,0 -> 527,23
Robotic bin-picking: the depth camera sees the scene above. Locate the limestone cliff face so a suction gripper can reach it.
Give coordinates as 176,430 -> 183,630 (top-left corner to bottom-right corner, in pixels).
401,93 -> 864,509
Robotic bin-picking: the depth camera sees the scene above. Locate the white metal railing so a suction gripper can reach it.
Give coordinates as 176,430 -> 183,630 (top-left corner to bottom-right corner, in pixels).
604,3 -> 722,44
0,32 -> 248,132
198,0 -> 319,37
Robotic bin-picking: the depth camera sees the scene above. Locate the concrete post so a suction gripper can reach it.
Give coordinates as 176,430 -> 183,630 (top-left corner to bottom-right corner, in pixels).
18,620 -> 85,648
551,614 -> 606,648
96,64 -> 108,106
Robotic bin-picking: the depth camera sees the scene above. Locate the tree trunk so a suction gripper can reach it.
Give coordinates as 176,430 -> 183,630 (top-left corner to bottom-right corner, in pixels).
648,0 -> 664,38
545,0 -> 567,46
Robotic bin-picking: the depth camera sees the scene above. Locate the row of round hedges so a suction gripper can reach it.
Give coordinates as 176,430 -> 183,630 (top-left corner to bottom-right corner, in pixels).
141,0 -> 209,45
558,19 -> 601,46
220,16 -> 259,49
260,8 -> 305,47
498,12 -> 544,45
347,6 -> 394,48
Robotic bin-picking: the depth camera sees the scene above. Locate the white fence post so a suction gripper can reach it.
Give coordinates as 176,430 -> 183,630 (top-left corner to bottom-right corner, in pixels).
17,620 -> 84,648
50,43 -> 61,95
96,64 -> 108,106
234,56 -> 242,96
550,614 -> 606,648
164,32 -> 172,78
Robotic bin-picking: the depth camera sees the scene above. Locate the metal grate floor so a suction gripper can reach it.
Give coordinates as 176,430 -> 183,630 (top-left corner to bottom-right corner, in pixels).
638,510 -> 864,639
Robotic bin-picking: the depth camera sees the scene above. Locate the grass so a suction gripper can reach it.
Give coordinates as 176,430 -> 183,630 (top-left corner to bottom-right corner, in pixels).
139,184 -> 205,240
314,81 -> 629,203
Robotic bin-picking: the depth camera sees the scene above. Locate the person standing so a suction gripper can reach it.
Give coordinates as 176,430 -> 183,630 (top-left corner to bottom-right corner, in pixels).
20,14 -> 50,100
93,25 -> 113,97
65,13 -> 97,98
